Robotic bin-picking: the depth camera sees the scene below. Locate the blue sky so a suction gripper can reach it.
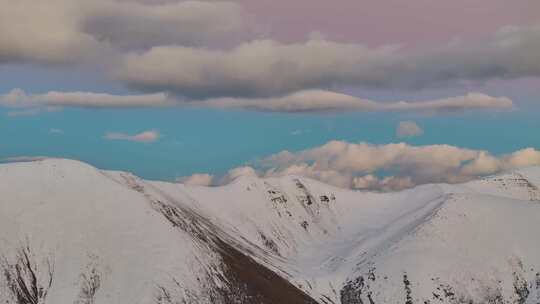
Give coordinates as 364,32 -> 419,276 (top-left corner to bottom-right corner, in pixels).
2,105 -> 539,181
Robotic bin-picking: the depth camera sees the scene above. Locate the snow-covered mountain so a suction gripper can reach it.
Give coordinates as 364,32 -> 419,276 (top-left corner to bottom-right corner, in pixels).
1,159 -> 540,304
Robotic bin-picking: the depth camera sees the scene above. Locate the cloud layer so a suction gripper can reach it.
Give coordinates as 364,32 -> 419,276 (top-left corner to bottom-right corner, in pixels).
1,89 -> 174,108
1,89 -> 513,113
0,1 -> 538,113
203,91 -> 513,112
178,142 -> 540,191
118,25 -> 540,98
0,0 -> 245,64
81,0 -> 245,50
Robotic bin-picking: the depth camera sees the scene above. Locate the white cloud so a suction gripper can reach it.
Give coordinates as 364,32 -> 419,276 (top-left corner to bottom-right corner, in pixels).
177,166 -> 258,187
459,151 -> 501,176
0,89 -> 175,108
201,90 -> 380,112
177,173 -> 214,186
396,121 -> 424,138
203,91 -> 512,113
49,128 -> 65,135
0,89 -> 512,113
505,148 -> 540,168
291,129 -> 310,136
5,106 -> 61,117
220,166 -> 258,184
104,130 -> 160,143
6,108 -> 44,117
353,175 -> 415,192
186,142 -> 540,191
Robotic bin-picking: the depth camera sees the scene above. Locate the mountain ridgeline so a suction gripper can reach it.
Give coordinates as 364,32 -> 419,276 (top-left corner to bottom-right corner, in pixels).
1,159 -> 540,304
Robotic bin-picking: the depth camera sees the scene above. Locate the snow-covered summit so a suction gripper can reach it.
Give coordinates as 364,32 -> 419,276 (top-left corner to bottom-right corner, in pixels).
1,158 -> 540,304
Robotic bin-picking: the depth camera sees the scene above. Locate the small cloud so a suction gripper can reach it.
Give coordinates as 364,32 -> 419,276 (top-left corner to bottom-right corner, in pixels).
49,128 -> 64,135
396,121 -> 424,138
104,130 -> 160,143
290,129 -> 310,136
7,108 -> 42,117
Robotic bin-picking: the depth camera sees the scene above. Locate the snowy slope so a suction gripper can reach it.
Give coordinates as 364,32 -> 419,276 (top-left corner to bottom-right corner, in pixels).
1,159 -> 540,304
0,159 -> 225,304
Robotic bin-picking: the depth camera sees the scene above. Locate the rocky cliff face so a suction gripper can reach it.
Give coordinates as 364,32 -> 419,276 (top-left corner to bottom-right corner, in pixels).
1,159 -> 539,304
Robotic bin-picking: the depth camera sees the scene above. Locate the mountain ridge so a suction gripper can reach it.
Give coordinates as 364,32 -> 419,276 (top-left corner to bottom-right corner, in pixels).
1,158 -> 540,304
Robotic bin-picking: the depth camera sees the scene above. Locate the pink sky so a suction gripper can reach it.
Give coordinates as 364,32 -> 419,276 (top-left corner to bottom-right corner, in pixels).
240,0 -> 539,46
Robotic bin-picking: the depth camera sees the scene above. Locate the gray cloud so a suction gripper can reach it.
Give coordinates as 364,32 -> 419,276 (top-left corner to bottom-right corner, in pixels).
117,39 -> 401,98
1,0 -> 539,98
178,142 -> 540,191
0,0 -> 103,64
1,1 -> 538,99
0,0 -> 245,65
117,24 -> 540,98
401,24 -> 540,88
81,0 -> 245,50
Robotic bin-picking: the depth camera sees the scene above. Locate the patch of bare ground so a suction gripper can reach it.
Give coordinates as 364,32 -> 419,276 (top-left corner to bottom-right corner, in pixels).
140,178 -> 317,304
214,237 -> 317,304
1,241 -> 54,304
